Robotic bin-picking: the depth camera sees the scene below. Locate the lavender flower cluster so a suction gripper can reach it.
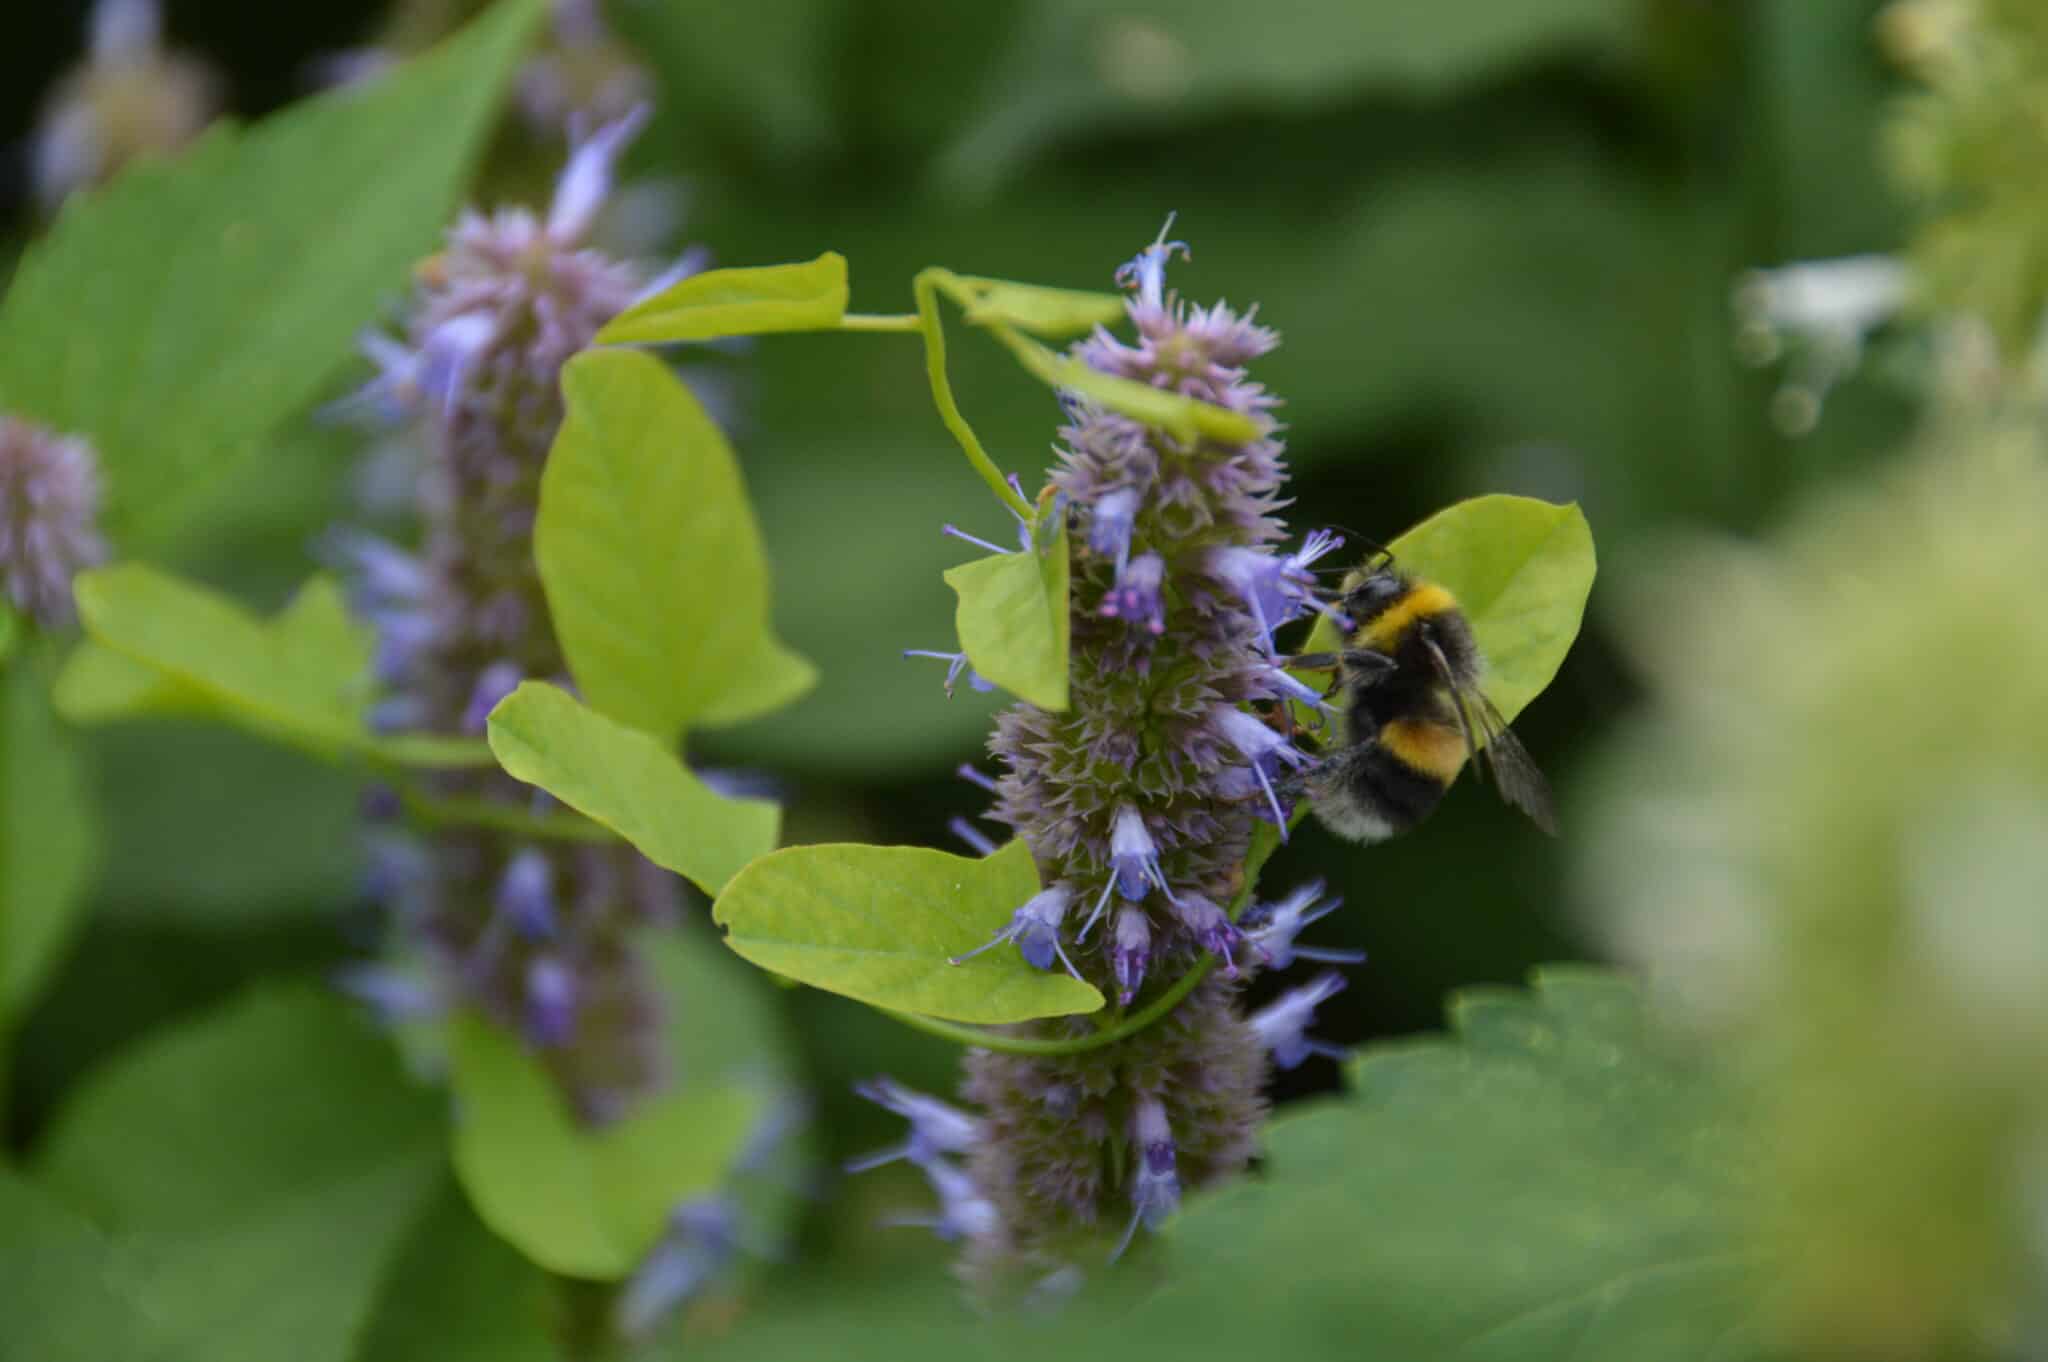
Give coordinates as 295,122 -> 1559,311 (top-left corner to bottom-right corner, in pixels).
333,109 -> 704,1126
0,417 -> 107,632
867,234 -> 1364,1285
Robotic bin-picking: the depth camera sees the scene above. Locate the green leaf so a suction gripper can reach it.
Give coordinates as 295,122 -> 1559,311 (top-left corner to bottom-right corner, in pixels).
0,605 -> 18,663
595,254 -> 850,346
486,681 -> 780,896
986,323 -> 1262,444
1,657 -> 100,1026
943,522 -> 1071,711
938,0 -> 1635,193
33,986 -> 444,1362
62,565 -> 488,769
0,0 -> 545,536
354,1176 -> 556,1362
1303,495 -> 1595,724
960,277 -> 1128,336
537,349 -> 815,740
711,839 -> 1103,1023
0,1172 -> 185,1362
1144,969 -> 1773,1361
447,1009 -> 764,1281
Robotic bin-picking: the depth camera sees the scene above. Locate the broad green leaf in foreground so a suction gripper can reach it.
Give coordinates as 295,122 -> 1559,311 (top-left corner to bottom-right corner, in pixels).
447,1011 -> 763,1281
943,519 -> 1071,712
960,278 -> 1128,337
595,254 -> 850,346
0,1172 -> 183,1362
1143,969 -> 1774,1361
537,350 -> 815,741
0,0 -> 544,537
1302,494 -> 1595,724
1,657 -> 99,1027
61,565 -> 485,768
351,1177 -> 555,1362
486,681 -> 780,896
33,987 -> 444,1362
712,839 -> 1103,1023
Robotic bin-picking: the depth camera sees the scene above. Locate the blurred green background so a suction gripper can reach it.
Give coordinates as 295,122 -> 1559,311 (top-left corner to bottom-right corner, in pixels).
2,0 -> 1915,1285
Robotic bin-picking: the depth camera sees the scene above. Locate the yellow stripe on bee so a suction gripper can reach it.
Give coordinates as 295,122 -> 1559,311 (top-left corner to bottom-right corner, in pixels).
1359,581 -> 1459,653
1379,718 -> 1468,784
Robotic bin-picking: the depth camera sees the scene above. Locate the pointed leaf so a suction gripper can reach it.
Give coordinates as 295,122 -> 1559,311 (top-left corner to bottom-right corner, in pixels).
993,326 -> 1262,444
712,839 -> 1104,1023
0,1172 -> 187,1362
63,565 -> 489,769
961,278 -> 1128,337
486,681 -> 779,896
595,253 -> 849,346
944,522 -> 1071,712
1145,969 -> 1773,1361
1,657 -> 100,1026
1302,495 -> 1595,724
0,0 -> 545,536
538,349 -> 815,741
447,1010 -> 764,1280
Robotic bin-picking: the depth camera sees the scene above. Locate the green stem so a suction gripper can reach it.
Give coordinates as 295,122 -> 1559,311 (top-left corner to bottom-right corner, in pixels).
912,268 -> 1035,520
838,312 -> 922,332
879,817 -> 1296,1057
398,788 -> 619,844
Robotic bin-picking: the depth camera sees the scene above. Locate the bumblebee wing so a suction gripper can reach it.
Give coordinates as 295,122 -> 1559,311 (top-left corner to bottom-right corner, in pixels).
1468,692 -> 1559,836
1421,637 -> 1558,836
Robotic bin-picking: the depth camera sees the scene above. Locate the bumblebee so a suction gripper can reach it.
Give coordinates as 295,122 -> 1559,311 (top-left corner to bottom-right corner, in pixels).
1297,553 -> 1557,842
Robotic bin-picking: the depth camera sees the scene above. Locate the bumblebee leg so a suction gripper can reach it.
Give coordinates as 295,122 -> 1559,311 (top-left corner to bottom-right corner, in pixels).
1283,651 -> 1341,670
1341,649 -> 1396,677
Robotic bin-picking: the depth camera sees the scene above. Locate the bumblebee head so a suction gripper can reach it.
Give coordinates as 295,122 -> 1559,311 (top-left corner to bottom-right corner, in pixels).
1339,562 -> 1408,627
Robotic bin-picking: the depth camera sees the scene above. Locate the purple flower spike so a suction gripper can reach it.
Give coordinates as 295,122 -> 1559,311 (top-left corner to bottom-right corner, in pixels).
522,955 -> 578,1048
1250,970 -> 1350,1070
1244,881 -> 1365,970
1088,486 -> 1141,574
1205,530 -> 1345,652
951,886 -> 1084,982
0,417 -> 108,629
1214,706 -> 1311,832
496,849 -> 557,940
1100,551 -> 1167,635
1113,1096 -> 1181,1260
1172,895 -> 1245,975
1112,906 -> 1153,1004
614,1195 -> 740,1338
847,1077 -> 983,1173
903,649 -> 996,698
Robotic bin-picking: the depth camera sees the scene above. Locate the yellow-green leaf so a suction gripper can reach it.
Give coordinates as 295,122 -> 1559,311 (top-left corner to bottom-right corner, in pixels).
960,278 -> 1128,337
595,253 -> 849,346
943,520 -> 1071,712
486,681 -> 779,896
711,839 -> 1103,1023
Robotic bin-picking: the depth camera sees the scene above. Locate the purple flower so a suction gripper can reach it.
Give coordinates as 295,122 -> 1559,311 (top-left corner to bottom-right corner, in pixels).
1249,661 -> 1331,717
1114,218 -> 1191,311
884,1158 -> 1000,1242
1113,1096 -> 1181,1259
1112,906 -> 1153,1004
1099,551 -> 1167,635
1205,529 -> 1345,651
847,1077 -> 983,1172
332,964 -> 441,1024
1213,706 -> 1312,830
523,955 -> 578,1048
1082,805 -> 1176,937
547,104 -> 651,245
1244,881 -> 1364,970
1088,486 -> 1141,573
903,649 -> 996,698
1171,895 -> 1246,975
614,1195 -> 740,1338
496,849 -> 557,940
462,660 -> 524,735
0,417 -> 107,629
1249,971 -> 1350,1070
947,816 -> 998,858
951,885 -> 1083,982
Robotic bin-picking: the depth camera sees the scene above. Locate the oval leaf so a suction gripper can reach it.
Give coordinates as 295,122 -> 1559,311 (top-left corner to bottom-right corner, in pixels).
961,278 -> 1128,337
992,325 -> 1262,445
595,253 -> 849,346
1,659 -> 99,1025
1302,495 -> 1594,724
0,0 -> 544,536
944,524 -> 1071,712
447,1011 -> 763,1281
538,349 -> 815,741
486,681 -> 779,896
711,839 -> 1103,1023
